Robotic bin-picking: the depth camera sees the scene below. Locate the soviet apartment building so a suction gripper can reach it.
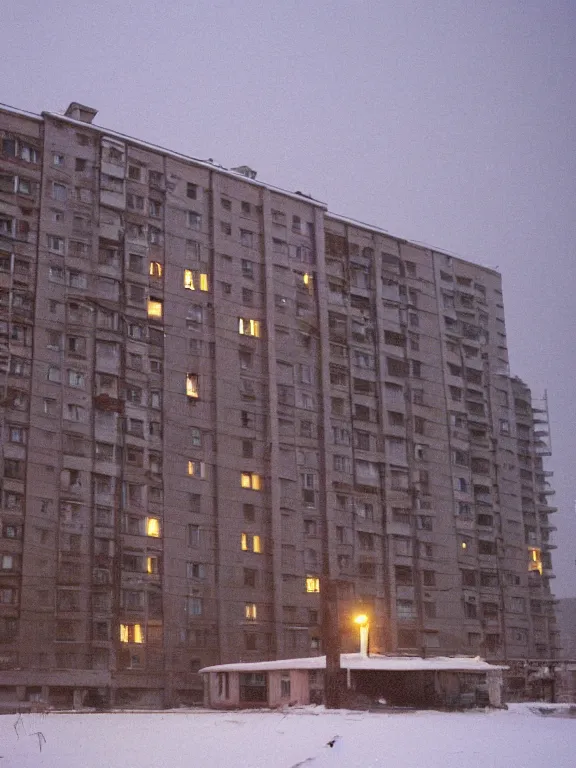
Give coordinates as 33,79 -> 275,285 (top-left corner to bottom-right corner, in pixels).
0,101 -> 558,708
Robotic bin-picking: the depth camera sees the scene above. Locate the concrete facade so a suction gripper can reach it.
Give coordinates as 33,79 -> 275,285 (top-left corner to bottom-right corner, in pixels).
558,598 -> 576,659
0,101 -> 559,709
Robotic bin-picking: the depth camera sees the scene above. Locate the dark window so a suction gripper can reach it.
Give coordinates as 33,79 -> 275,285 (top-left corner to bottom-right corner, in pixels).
239,673 -> 267,703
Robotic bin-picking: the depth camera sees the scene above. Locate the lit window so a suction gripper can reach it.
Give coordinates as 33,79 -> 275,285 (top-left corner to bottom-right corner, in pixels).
120,623 -> 144,643
528,547 -> 543,575
241,533 -> 262,553
238,318 -> 261,338
188,460 -> 205,478
146,556 -> 158,574
149,261 -> 163,278
147,298 -> 163,318
245,603 -> 257,620
302,273 -> 313,292
306,576 -> 320,593
186,373 -> 199,399
241,472 -> 262,491
146,518 -> 161,538
184,269 -> 209,291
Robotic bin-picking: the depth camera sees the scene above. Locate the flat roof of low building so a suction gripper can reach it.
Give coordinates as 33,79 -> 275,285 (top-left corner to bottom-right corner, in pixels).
200,653 -> 507,674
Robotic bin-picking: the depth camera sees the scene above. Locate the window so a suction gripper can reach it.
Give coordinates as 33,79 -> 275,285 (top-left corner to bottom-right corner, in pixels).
394,536 -> 411,556
423,570 -> 436,587
67,270 -> 86,289
146,518 -> 161,538
220,221 -> 232,236
244,603 -> 257,620
304,519 -> 317,537
186,306 -> 203,327
187,562 -> 206,579
128,253 -> 144,273
149,260 -> 163,278
148,170 -> 163,186
187,460 -> 206,478
149,200 -> 162,218
482,602 -> 499,619
188,524 -> 201,546
120,623 -> 144,644
65,404 -> 85,422
1,554 -> 16,571
305,576 -> 320,593
144,555 -> 158,574
184,269 -> 209,291
67,369 -> 85,388
241,259 -> 254,279
333,455 -> 351,473
411,360 -> 422,378
240,229 -> 254,247
187,211 -> 202,230
147,298 -> 163,318
241,472 -> 262,491
48,234 -> 65,254
299,392 -> 314,410
478,540 -> 497,556
480,571 -> 499,588
239,350 -> 253,371
238,318 -> 261,337
0,587 -> 18,605
186,373 -> 199,399
358,532 -> 375,551
187,596 -> 204,616
52,182 -> 67,201
396,599 -> 415,620
186,182 -> 197,199
355,431 -> 371,451
529,547 -> 543,575
244,568 -> 257,587
241,533 -> 262,553
395,565 -> 413,586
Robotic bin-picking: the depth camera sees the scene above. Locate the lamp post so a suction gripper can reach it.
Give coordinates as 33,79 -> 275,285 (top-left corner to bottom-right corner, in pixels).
354,614 -> 369,657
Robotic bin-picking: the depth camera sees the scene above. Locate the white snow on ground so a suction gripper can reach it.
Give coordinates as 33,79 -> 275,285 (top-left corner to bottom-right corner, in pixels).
0,704 -> 574,768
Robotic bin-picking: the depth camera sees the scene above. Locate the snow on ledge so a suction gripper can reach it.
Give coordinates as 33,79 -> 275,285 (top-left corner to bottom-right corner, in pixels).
200,653 -> 507,674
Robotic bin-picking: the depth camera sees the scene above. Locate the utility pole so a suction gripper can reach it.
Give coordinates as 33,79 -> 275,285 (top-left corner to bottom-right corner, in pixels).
322,577 -> 344,708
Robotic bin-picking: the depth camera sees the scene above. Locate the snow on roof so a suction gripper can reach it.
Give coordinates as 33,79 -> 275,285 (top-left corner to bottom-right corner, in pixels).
326,212 -> 390,234
41,111 -> 328,209
0,102 -> 43,122
200,653 -> 507,674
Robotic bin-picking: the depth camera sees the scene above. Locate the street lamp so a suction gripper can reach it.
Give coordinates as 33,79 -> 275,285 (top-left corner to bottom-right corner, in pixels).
354,614 -> 369,657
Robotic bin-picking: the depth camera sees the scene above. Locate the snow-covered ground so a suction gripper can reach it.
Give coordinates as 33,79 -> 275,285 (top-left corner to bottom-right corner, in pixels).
0,704 -> 574,768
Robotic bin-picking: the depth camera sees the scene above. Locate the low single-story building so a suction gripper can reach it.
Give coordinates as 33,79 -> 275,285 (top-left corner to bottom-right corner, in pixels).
200,654 -> 507,710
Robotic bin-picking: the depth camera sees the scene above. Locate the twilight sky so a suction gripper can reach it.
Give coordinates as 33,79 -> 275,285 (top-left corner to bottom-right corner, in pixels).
3,0 -> 575,595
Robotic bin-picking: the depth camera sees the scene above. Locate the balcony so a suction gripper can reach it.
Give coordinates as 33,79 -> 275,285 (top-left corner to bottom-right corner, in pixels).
538,503 -> 558,514
538,518 -> 556,532
538,483 -> 556,496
